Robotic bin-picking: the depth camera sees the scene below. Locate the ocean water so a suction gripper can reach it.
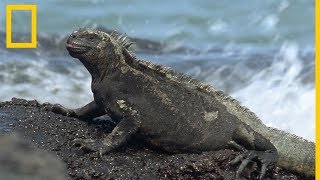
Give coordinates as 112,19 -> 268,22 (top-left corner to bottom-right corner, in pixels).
0,0 -> 315,141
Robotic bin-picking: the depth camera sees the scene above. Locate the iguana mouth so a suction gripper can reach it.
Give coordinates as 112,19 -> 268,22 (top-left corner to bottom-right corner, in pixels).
66,43 -> 88,53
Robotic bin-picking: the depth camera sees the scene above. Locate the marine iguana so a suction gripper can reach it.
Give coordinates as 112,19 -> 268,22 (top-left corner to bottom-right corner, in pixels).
47,28 -> 314,178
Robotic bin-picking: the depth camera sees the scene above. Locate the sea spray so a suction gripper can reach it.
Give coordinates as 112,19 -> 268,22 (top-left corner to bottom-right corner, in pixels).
232,42 -> 315,141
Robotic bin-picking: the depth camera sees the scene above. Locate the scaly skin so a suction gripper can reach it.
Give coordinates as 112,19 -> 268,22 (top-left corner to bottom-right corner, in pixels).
48,28 -> 314,178
214,91 -> 315,176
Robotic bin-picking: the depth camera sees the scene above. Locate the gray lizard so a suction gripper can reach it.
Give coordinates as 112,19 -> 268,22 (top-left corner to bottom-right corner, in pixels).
48,28 -> 314,178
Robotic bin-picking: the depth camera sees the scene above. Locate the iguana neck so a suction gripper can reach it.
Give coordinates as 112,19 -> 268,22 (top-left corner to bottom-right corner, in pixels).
80,41 -> 127,82
78,57 -> 119,83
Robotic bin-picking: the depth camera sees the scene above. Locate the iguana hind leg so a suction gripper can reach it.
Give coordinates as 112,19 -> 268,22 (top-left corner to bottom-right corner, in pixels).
229,124 -> 278,179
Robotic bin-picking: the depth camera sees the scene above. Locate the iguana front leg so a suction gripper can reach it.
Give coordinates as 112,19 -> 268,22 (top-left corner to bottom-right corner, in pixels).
44,101 -> 105,120
73,100 -> 141,156
74,117 -> 140,156
229,124 -> 278,179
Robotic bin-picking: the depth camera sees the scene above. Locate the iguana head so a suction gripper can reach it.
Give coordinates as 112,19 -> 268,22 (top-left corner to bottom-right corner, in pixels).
66,28 -> 112,59
66,28 -> 133,69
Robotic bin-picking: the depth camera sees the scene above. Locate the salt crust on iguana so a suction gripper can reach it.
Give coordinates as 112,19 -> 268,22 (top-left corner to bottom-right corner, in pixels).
48,28 -> 314,178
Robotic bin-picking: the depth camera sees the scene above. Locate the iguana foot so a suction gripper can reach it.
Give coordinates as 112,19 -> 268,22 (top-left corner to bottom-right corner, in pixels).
72,138 -> 112,157
44,103 -> 75,116
228,141 -> 277,179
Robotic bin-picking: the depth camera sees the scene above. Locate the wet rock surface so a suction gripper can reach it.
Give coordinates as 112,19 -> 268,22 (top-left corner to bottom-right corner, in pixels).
0,98 -> 314,180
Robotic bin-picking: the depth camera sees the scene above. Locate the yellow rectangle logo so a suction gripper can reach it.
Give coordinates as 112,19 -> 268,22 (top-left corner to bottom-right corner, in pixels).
6,4 -> 37,48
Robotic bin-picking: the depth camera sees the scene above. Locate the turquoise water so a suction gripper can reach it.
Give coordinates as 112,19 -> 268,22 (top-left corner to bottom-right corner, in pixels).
0,0 -> 315,141
0,0 -> 314,48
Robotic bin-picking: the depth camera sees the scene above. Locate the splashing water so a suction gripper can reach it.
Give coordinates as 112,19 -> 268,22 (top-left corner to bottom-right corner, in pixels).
232,42 -> 314,141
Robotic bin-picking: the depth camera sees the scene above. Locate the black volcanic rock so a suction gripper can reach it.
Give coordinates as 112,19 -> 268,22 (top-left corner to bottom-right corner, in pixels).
0,98 -> 313,180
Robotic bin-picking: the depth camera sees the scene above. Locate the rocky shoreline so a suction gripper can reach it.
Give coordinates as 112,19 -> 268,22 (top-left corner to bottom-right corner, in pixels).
0,98 -> 314,179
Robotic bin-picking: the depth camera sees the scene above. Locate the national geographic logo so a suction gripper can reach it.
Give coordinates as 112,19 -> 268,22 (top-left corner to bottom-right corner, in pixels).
6,4 -> 37,48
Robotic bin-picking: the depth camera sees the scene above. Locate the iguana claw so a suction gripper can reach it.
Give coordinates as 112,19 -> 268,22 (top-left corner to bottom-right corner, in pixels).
72,138 -> 99,152
72,138 -> 112,157
44,103 -> 73,116
228,141 -> 277,179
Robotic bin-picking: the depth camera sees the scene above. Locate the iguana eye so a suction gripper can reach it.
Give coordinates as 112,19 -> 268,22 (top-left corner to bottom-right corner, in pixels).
88,34 -> 97,41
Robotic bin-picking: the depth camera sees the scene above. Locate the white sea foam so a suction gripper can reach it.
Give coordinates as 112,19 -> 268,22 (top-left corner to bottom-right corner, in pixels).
260,14 -> 279,32
209,20 -> 228,34
0,57 -> 93,108
232,42 -> 315,141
